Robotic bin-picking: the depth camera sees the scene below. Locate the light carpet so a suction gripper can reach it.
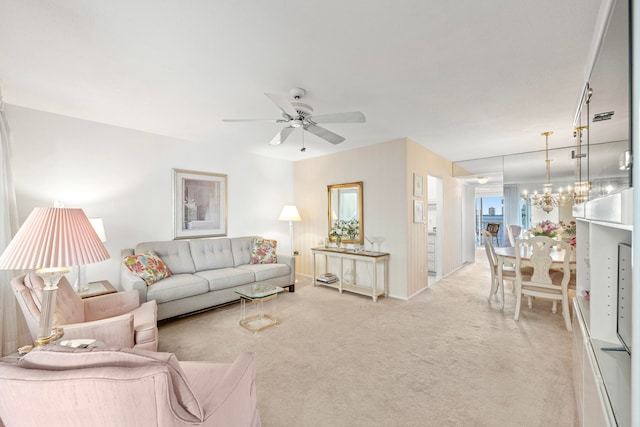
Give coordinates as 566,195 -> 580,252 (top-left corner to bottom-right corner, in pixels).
159,250 -> 577,427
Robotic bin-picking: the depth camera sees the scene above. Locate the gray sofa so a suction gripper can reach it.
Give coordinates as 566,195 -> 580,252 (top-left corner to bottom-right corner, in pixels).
120,236 -> 295,321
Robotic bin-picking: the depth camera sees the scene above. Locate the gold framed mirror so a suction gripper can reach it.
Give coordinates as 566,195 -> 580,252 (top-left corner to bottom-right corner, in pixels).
328,181 -> 364,244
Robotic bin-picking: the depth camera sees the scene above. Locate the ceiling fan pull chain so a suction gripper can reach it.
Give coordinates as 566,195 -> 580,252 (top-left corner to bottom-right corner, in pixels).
301,127 -> 306,152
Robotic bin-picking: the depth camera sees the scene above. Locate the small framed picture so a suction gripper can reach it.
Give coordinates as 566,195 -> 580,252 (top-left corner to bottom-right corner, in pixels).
413,200 -> 424,223
413,173 -> 423,197
173,169 -> 228,239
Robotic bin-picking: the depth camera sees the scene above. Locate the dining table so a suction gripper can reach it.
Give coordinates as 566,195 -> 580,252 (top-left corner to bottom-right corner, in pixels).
493,245 -> 576,309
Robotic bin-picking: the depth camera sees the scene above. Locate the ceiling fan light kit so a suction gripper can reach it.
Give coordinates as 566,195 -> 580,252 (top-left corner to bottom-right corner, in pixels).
223,87 -> 366,150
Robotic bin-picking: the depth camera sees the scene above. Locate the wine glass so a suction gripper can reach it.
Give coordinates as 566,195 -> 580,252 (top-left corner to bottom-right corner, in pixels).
365,236 -> 375,252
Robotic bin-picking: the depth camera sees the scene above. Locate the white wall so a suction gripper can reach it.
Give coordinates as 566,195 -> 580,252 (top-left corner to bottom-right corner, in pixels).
6,105 -> 295,286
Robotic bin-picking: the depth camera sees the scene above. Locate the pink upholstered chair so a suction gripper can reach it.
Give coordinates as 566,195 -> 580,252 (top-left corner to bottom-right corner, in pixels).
0,346 -> 261,427
12,271 -> 158,351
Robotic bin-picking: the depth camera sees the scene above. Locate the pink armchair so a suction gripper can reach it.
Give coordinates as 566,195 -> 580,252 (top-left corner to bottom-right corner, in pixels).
12,271 -> 158,351
0,346 -> 261,427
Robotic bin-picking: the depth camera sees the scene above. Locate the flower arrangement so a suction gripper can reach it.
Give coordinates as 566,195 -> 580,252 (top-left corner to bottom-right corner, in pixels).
530,220 -> 561,238
330,219 -> 360,243
559,220 -> 577,237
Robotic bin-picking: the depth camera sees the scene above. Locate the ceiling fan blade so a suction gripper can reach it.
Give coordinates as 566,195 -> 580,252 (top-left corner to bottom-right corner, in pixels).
264,93 -> 298,117
304,124 -> 346,145
269,127 -> 296,146
309,111 -> 366,124
222,118 -> 282,122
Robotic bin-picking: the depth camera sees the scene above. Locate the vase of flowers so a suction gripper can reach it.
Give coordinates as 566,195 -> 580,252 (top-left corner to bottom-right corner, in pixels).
330,219 -> 359,250
559,220 -> 576,241
530,220 -> 561,238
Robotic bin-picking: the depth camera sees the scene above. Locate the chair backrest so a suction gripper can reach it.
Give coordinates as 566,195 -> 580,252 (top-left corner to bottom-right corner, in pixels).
506,225 -> 522,247
480,230 -> 497,270
0,345 -> 205,426
486,223 -> 500,236
0,346 -> 258,427
12,272 -> 85,341
514,236 -> 572,289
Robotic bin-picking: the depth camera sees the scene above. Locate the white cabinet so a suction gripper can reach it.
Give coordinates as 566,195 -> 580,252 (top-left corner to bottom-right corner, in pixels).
572,189 -> 632,426
573,299 -> 616,427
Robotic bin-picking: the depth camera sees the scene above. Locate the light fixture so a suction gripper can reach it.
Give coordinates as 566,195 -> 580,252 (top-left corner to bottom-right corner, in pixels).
571,125 -> 591,204
0,207 -> 110,345
521,131 -> 571,213
278,205 -> 302,256
476,176 -> 489,184
73,217 -> 107,292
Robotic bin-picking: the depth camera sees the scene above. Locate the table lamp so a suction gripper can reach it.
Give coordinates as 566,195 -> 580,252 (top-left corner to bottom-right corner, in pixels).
73,217 -> 107,292
278,205 -> 301,256
0,207 -> 110,345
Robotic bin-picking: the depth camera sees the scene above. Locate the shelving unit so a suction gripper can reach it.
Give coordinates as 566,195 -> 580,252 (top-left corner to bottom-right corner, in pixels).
572,189 -> 632,426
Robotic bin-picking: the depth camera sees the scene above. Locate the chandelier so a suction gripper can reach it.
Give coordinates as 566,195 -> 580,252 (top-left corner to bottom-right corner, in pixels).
571,125 -> 591,204
521,131 -> 572,213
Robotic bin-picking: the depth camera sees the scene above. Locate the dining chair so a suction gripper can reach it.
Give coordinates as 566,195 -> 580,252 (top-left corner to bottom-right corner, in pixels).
513,236 -> 573,331
506,225 -> 521,247
481,230 -> 517,309
486,223 -> 501,246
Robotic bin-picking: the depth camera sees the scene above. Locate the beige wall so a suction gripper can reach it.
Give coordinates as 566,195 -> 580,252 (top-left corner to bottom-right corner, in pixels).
406,139 -> 464,297
294,138 -> 464,299
294,139 -> 408,297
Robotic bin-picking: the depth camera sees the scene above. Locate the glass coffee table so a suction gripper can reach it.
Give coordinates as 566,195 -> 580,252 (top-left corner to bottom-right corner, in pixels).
235,284 -> 284,333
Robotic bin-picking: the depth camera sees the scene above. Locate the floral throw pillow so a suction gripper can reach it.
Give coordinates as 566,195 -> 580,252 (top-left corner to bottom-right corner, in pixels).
250,239 -> 278,264
123,251 -> 172,285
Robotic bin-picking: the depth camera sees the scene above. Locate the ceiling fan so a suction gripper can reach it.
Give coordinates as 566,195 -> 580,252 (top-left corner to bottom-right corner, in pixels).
222,87 -> 366,146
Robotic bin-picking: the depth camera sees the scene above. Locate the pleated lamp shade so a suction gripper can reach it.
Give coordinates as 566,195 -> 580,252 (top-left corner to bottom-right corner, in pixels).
0,207 -> 111,270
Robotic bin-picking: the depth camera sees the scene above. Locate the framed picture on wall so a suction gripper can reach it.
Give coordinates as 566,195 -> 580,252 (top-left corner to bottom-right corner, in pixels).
172,169 -> 228,239
413,200 -> 424,223
413,173 -> 424,197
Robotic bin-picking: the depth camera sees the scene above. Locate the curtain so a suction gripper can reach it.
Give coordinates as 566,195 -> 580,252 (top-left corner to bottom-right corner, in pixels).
502,184 -> 521,247
0,90 -> 31,355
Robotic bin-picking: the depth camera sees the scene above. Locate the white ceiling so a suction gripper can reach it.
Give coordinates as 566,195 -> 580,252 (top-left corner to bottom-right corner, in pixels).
0,0 -> 605,163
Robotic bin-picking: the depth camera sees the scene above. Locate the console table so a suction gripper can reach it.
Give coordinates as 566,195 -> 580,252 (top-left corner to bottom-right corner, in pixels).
311,247 -> 390,302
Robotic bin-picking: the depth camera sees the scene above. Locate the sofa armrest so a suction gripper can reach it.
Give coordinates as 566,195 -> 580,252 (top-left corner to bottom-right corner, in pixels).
60,314 -> 135,348
120,248 -> 148,305
83,291 -> 141,322
278,253 -> 296,286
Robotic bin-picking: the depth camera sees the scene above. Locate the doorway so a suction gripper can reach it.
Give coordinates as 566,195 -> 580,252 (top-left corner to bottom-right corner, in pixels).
427,176 -> 443,285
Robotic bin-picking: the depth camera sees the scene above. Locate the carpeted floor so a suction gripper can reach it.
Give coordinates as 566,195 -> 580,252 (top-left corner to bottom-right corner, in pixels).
159,250 -> 577,427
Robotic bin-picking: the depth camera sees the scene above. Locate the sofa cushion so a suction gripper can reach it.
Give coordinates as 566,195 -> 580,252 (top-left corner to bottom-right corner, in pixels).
250,238 -> 278,264
194,268 -> 256,291
123,251 -> 173,285
189,238 -> 234,271
237,263 -> 291,281
146,274 -> 209,304
136,241 -> 196,275
230,236 -> 259,267
18,345 -> 203,420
